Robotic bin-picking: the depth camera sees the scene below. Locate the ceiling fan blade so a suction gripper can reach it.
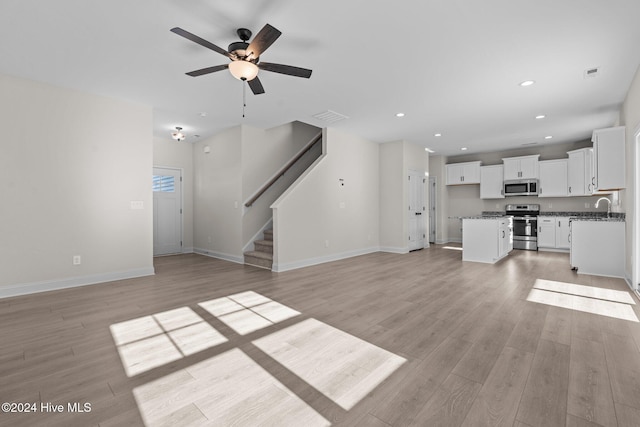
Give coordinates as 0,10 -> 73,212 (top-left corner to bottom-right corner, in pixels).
246,24 -> 282,59
248,77 -> 265,95
259,62 -> 312,78
186,64 -> 229,77
171,27 -> 231,58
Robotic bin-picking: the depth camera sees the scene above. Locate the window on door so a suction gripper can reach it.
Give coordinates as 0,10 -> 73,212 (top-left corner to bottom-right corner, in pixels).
152,175 -> 175,193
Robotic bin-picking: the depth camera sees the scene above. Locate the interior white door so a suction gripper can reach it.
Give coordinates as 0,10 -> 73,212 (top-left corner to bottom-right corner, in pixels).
429,176 -> 436,243
153,167 -> 182,256
408,170 -> 425,251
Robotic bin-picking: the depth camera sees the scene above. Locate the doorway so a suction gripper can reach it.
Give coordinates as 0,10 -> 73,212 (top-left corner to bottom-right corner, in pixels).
153,167 -> 183,256
429,176 -> 436,243
408,170 -> 426,251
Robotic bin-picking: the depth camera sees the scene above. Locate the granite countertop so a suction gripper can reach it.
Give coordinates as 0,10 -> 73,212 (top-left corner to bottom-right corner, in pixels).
538,211 -> 625,222
569,216 -> 625,222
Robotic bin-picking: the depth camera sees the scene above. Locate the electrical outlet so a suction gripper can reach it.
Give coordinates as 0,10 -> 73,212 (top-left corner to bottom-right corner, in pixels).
130,201 -> 144,210
584,202 -> 590,208
73,255 -> 81,265
325,240 -> 329,248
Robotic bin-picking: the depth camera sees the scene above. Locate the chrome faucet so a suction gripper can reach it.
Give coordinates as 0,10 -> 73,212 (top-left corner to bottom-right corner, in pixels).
595,197 -> 611,217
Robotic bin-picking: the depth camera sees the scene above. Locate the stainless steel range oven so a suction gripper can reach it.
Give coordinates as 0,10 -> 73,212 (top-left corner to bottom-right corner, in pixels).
505,204 -> 540,251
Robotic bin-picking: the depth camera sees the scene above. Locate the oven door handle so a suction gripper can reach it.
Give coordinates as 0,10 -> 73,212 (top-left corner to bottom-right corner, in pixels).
512,216 -> 536,221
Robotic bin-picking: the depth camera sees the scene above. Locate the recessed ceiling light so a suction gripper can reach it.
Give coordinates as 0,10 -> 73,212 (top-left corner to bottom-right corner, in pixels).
519,80 -> 535,87
199,112 -> 207,117
460,147 -> 468,151
545,135 -> 553,139
535,115 -> 546,119
425,148 -> 435,153
434,133 -> 442,137
396,112 -> 405,117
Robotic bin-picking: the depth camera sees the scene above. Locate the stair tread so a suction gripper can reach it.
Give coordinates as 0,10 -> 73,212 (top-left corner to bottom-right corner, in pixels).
244,251 -> 273,261
255,239 -> 273,246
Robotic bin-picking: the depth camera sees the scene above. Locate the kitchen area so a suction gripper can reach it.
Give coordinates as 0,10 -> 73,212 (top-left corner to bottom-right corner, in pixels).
443,126 -> 626,278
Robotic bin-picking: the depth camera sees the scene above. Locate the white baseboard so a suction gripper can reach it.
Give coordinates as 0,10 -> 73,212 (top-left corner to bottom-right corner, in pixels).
182,247 -> 194,254
447,238 -> 462,244
194,248 -> 244,264
273,246 -> 380,272
537,248 -> 570,253
379,246 -> 410,254
435,239 -> 448,245
0,267 -> 155,299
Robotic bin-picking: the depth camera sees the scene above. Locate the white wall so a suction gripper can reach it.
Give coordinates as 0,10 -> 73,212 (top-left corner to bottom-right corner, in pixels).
272,128 -> 380,271
379,141 -> 405,251
620,64 -> 640,284
153,136 -> 194,252
0,74 -> 153,297
193,126 -> 243,262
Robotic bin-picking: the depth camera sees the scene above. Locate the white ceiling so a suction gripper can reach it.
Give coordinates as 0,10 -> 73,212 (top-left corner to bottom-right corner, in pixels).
1,0 -> 639,156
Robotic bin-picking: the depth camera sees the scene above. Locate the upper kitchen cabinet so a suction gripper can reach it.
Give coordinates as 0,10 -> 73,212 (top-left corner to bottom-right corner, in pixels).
567,148 -> 594,196
480,165 -> 505,199
592,126 -> 625,190
503,155 -> 539,180
446,161 -> 481,185
538,159 -> 568,197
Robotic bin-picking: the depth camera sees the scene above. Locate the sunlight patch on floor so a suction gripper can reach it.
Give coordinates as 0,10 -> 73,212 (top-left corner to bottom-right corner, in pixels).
133,348 -> 330,427
527,286 -> 639,323
110,307 -> 228,376
534,279 -> 636,305
252,318 -> 407,410
199,291 -> 300,335
443,246 -> 463,251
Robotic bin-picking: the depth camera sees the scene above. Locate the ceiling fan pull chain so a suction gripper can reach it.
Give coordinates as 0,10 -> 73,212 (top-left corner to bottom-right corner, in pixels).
242,79 -> 247,118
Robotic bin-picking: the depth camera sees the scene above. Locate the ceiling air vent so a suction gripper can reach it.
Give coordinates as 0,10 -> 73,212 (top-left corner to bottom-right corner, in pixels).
312,110 -> 349,124
584,67 -> 600,79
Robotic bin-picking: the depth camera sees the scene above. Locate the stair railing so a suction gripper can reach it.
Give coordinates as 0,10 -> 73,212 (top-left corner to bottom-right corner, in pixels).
244,131 -> 322,207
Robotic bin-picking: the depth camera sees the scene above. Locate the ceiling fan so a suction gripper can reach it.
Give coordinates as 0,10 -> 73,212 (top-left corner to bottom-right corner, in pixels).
170,23 -> 312,95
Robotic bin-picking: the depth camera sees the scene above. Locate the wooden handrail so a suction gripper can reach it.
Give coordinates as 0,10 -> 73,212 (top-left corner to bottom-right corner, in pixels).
244,132 -> 323,207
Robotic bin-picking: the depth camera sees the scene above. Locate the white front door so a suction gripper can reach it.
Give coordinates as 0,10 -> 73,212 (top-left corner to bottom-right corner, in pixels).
153,167 -> 182,256
408,170 -> 425,251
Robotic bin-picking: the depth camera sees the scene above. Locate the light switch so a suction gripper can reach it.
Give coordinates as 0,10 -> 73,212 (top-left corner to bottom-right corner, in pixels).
130,201 -> 144,210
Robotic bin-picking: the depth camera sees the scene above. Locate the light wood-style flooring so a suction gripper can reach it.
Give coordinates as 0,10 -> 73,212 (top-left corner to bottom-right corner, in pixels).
1,246 -> 640,426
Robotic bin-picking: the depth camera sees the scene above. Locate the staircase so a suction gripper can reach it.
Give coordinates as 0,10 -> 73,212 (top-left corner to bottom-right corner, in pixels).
244,229 -> 273,269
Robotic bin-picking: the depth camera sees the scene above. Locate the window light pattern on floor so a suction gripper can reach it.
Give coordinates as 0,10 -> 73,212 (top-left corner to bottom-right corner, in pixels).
112,291 -> 407,424
253,318 -> 407,410
134,348 -> 330,427
110,307 -> 228,376
527,279 -> 638,322
198,290 -> 301,335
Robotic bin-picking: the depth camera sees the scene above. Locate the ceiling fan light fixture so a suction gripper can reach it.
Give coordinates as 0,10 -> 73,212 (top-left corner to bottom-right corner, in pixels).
229,60 -> 259,81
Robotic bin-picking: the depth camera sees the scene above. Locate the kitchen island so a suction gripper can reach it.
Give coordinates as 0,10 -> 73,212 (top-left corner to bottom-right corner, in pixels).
462,216 -> 513,264
570,216 -> 625,278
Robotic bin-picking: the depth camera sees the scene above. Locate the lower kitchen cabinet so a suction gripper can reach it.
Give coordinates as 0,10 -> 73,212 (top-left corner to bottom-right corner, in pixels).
570,220 -> 624,277
537,216 -> 570,251
462,218 -> 512,264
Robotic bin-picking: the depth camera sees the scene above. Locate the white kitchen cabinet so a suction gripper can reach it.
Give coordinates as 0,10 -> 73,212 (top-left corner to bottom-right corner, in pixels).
570,220 -> 624,277
503,155 -> 539,180
556,217 -> 571,249
462,217 -> 512,264
537,216 -> 556,248
538,216 -> 570,251
592,126 -> 625,190
538,159 -> 568,197
567,148 -> 593,196
446,161 -> 481,185
480,165 -> 505,199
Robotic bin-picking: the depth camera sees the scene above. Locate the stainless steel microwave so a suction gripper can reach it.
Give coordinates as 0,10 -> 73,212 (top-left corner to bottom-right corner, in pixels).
504,179 -> 538,197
